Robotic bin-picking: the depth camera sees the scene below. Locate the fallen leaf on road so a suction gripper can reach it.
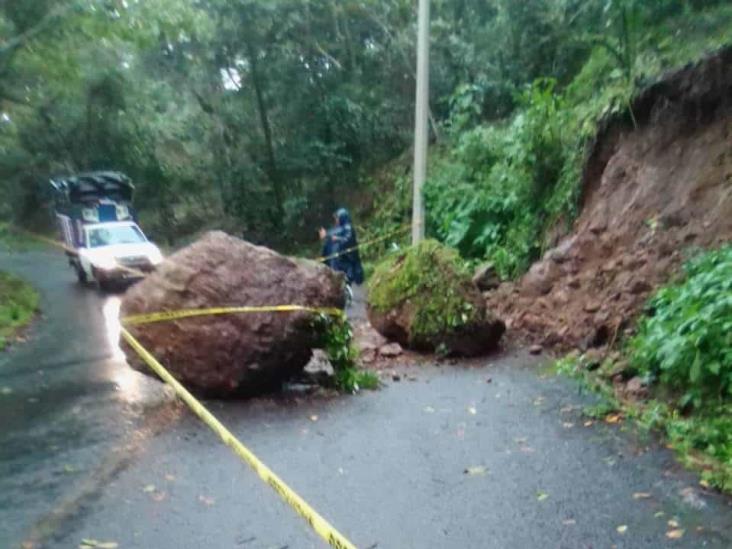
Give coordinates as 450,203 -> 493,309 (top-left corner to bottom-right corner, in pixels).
584,420 -> 594,427
309,415 -> 318,422
699,479 -> 710,489
605,414 -> 622,424
198,495 -> 215,506
514,437 -> 528,444
632,492 -> 652,499
79,540 -> 118,549
667,519 -> 679,528
464,466 -> 487,476
560,405 -> 576,414
666,529 -> 684,540
0,386 -> 12,395
536,491 -> 549,502
165,474 -> 176,482
562,519 -> 576,526
142,484 -> 156,493
519,446 -> 536,454
423,406 -> 435,413
616,525 -> 628,534
152,491 -> 167,502
467,406 -> 477,415
533,396 -> 545,406
654,512 -> 665,518
562,422 -> 574,429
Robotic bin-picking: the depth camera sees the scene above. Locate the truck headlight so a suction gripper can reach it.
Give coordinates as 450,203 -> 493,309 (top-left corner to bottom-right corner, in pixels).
148,249 -> 164,266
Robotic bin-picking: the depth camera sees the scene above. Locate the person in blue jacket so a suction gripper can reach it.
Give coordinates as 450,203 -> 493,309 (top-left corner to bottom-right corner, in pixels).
319,207 -> 364,285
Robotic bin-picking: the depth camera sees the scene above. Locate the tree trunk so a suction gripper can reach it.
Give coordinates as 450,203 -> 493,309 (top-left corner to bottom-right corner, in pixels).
245,40 -> 285,222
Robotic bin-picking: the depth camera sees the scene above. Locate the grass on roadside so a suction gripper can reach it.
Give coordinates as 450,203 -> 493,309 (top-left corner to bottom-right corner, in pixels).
0,271 -> 39,350
554,245 -> 732,492
0,223 -> 45,251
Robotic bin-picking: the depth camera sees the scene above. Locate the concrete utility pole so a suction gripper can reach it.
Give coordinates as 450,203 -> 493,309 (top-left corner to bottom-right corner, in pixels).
412,0 -> 429,245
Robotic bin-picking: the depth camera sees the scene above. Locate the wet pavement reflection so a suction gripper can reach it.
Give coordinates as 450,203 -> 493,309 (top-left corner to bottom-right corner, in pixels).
0,251 -> 168,546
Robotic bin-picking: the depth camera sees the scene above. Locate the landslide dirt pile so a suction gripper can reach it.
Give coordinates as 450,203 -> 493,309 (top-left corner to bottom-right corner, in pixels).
121,231 -> 345,397
487,47 -> 732,351
368,240 -> 505,356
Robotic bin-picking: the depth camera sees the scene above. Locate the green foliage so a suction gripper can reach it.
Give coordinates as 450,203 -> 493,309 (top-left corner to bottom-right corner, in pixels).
556,245 -> 732,492
427,79 -> 569,278
315,313 -> 378,393
419,3 -> 732,281
368,240 -> 481,346
630,246 -> 732,410
0,271 -> 39,350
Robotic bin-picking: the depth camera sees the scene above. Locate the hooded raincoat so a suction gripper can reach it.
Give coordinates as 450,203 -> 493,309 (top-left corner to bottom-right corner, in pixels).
322,208 -> 364,285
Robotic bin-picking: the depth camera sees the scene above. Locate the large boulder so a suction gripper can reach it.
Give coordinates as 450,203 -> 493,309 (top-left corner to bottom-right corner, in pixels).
367,240 -> 505,356
120,231 -> 345,397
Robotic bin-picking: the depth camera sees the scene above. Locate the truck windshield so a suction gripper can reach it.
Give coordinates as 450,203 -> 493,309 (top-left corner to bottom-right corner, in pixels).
88,225 -> 146,247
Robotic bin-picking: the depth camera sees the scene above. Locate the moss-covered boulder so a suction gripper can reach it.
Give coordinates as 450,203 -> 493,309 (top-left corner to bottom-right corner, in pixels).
367,240 -> 505,356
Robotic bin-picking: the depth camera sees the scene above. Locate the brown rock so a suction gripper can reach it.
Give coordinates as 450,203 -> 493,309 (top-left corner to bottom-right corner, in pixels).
521,261 -> 561,296
472,262 -> 501,291
626,376 -> 648,398
629,279 -> 653,295
379,342 -> 403,358
582,348 -> 606,370
121,231 -> 345,397
589,218 -> 607,235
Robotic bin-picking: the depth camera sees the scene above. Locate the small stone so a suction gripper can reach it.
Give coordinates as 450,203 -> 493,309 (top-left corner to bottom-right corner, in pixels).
629,279 -> 652,295
626,376 -> 645,395
529,344 -> 543,355
379,342 -> 403,358
472,262 -> 501,291
589,219 -> 607,235
584,301 -> 601,313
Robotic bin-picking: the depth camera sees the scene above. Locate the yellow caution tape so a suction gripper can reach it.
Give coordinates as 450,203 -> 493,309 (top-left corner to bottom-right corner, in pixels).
120,327 -> 358,549
318,223 -> 412,263
122,305 -> 344,326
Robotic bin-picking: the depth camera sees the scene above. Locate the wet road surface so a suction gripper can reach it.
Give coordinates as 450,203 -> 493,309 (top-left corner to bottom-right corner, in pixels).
2,250 -> 732,548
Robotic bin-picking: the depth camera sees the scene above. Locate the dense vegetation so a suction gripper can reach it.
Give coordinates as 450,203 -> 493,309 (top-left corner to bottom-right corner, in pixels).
558,246 -> 732,490
0,271 -> 39,350
2,1 -> 730,259
631,246 -> 732,411
363,2 -> 732,277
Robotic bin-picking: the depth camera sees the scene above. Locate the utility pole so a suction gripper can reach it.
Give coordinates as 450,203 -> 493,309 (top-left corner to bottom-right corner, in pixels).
412,0 -> 429,245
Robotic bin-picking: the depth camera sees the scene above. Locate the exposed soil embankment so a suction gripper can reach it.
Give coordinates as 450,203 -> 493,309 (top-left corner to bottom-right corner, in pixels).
488,47 -> 732,351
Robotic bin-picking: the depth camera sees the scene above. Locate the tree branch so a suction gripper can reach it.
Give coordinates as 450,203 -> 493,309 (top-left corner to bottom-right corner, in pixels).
0,2 -> 75,56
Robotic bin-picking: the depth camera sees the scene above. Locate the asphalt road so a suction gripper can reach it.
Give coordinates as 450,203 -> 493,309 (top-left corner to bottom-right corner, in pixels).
2,250 -> 732,549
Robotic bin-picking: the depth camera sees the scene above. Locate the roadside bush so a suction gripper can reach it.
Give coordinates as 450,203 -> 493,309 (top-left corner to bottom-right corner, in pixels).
425,79 -> 570,279
630,246 -> 732,410
0,271 -> 39,350
314,313 -> 378,393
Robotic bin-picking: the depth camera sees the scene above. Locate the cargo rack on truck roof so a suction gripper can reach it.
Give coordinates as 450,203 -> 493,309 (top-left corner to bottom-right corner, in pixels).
50,171 -> 135,205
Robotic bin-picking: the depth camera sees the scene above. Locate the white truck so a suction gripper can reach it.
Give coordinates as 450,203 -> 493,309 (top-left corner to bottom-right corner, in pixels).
50,172 -> 164,290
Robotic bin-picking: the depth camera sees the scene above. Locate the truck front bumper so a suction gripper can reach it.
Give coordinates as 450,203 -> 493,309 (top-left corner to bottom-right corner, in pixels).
92,264 -> 154,282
